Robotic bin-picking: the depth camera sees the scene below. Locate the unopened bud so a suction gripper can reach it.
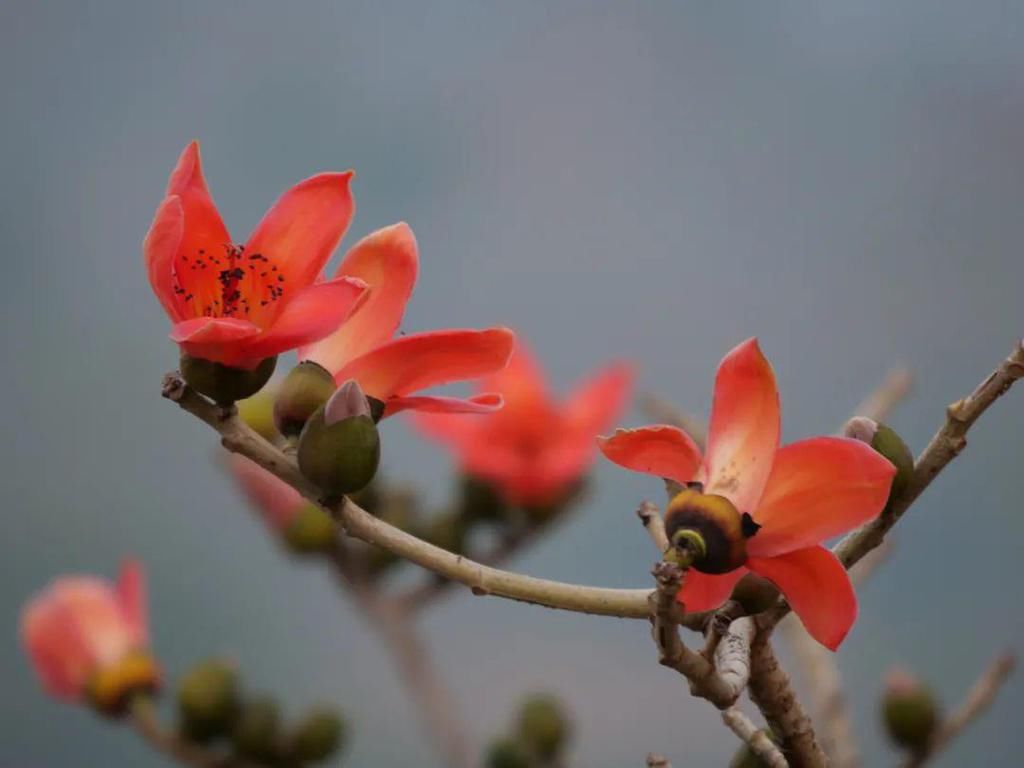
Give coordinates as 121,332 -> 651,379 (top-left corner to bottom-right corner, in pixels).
844,418 -> 915,504
180,354 -> 276,405
283,504 -> 337,554
485,737 -> 531,768
177,658 -> 239,743
730,573 -> 780,614
882,667 -> 939,754
289,706 -> 347,762
297,380 -> 381,498
237,387 -> 281,443
516,694 -> 571,759
231,695 -> 280,761
274,361 -> 336,440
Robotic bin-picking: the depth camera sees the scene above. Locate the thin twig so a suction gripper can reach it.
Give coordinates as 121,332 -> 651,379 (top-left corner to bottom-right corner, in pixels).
848,366 -> 913,426
901,652 -> 1016,768
645,753 -> 672,767
721,707 -> 789,768
648,563 -> 744,708
130,696 -> 257,768
638,393 -> 708,450
162,372 -> 656,621
747,634 -> 828,768
637,500 -> 669,552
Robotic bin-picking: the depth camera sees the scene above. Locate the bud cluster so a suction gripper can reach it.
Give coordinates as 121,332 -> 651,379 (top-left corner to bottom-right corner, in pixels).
177,658 -> 347,765
485,693 -> 573,768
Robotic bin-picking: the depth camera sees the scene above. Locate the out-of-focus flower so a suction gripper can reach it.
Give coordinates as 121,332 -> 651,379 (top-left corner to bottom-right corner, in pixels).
21,561 -> 159,713
414,344 -> 631,506
295,222 -> 514,419
226,453 -> 336,553
144,142 -> 366,374
882,667 -> 940,753
599,338 -> 895,649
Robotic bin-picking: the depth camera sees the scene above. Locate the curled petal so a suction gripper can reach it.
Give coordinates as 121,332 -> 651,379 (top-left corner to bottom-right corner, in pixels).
143,196 -> 186,322
332,328 -> 516,400
170,316 -> 262,367
704,338 -> 780,513
676,569 -> 746,613
244,171 -> 355,291
384,393 -> 503,418
301,222 -> 418,371
563,361 -> 633,436
748,546 -> 857,650
240,276 -> 367,360
597,425 -> 703,485
748,437 -> 896,558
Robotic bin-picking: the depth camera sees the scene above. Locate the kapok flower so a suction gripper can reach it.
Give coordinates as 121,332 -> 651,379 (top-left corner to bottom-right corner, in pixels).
20,561 -> 159,713
598,339 -> 895,649
414,342 -> 632,506
144,142 -> 367,371
293,222 -> 514,419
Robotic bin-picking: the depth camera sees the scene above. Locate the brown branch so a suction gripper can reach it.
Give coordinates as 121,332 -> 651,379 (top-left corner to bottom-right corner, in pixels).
901,652 -> 1016,768
649,563 -> 744,709
130,696 -> 258,768
645,753 -> 672,768
747,633 -> 828,768
637,500 -> 669,552
721,707 -> 789,768
163,372 -> 653,620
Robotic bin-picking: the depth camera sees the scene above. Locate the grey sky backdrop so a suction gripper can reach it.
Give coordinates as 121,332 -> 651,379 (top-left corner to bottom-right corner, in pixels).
2,2 -> 1022,766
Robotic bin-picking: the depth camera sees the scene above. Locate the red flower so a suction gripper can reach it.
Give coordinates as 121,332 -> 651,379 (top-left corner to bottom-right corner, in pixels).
414,343 -> 632,505
598,339 -> 895,649
226,453 -> 305,534
144,142 -> 367,369
20,561 -> 159,707
298,222 -> 514,417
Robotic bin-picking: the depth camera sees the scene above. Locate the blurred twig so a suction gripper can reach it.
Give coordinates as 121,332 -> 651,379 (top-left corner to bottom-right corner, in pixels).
900,652 -> 1016,768
847,366 -> 913,426
130,696 -> 257,768
638,393 -> 707,450
721,707 -> 788,768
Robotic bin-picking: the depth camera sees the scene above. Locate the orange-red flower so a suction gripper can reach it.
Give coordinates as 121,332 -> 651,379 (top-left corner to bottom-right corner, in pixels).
598,339 -> 895,649
20,561 -> 159,710
144,142 -> 367,369
297,222 -> 515,417
226,453 -> 305,534
414,343 -> 632,506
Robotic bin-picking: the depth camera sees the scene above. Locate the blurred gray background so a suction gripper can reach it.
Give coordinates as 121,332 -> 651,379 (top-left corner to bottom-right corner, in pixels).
2,2 -> 1022,766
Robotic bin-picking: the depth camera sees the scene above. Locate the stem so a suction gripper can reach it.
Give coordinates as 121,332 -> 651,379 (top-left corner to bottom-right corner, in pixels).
129,695 -> 257,768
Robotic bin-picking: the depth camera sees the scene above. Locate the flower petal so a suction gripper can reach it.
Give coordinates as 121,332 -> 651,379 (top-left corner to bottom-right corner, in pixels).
748,546 -> 857,650
676,569 -> 746,613
385,393 -> 503,418
170,316 -> 262,366
704,338 -> 780,513
164,142 -> 233,316
116,560 -> 148,647
332,327 -> 516,399
563,361 -> 633,436
243,171 -> 355,291
597,425 -> 703,485
143,196 -> 187,322
21,588 -> 95,698
226,453 -> 304,533
747,437 -> 896,558
239,276 -> 367,360
477,342 -> 550,409
300,222 -> 418,371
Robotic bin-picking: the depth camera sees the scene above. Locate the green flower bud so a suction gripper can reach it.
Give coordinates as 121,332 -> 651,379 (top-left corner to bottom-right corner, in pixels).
485,737 -> 531,768
728,730 -> 782,768
844,418 -> 915,504
237,387 -> 281,443
283,504 -> 337,554
274,361 -> 337,440
289,706 -> 347,762
730,573 -> 781,614
516,694 -> 571,759
231,695 -> 281,761
177,658 -> 239,743
882,668 -> 939,754
297,380 -> 381,498
180,354 -> 276,406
